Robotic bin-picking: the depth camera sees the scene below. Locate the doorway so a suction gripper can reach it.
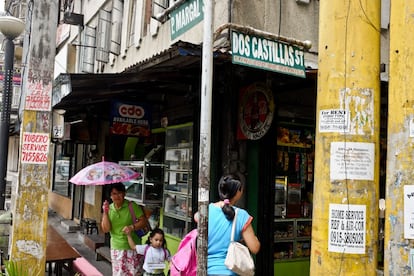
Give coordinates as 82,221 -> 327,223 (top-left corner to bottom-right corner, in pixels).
72,144 -> 88,221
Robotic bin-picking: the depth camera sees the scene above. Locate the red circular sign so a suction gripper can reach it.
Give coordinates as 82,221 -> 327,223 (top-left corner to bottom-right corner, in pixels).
239,83 -> 274,140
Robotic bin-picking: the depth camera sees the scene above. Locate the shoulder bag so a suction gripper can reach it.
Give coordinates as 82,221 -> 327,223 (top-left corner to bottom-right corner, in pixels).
224,208 -> 255,276
128,201 -> 151,238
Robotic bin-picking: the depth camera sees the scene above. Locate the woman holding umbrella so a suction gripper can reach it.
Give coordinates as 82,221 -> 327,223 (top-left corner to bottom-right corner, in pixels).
101,182 -> 148,276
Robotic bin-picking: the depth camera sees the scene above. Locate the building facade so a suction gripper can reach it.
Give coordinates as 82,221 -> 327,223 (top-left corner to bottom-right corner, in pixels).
2,0 -> 396,274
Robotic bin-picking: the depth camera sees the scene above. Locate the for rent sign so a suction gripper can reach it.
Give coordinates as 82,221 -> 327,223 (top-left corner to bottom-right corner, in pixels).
231,31 -> 306,78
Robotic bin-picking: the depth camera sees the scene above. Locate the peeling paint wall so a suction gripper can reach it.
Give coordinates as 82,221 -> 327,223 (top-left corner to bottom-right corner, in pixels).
310,1 -> 380,275
9,0 -> 58,270
384,1 -> 414,274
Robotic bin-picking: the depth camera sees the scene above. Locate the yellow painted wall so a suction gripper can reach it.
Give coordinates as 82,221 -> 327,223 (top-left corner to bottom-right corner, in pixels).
48,192 -> 72,219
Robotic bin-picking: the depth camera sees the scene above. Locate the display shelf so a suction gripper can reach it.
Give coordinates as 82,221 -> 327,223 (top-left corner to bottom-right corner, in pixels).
274,218 -> 311,260
164,190 -> 190,197
277,142 -> 312,149
120,160 -> 165,205
275,176 -> 287,218
163,123 -> 193,238
163,212 -> 192,222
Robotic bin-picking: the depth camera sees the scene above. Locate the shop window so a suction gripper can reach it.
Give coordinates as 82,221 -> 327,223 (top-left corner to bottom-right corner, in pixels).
80,26 -> 96,73
96,9 -> 111,63
151,0 -> 181,20
127,0 -> 136,47
12,85 -> 21,110
274,122 -> 314,262
8,1 -> 27,20
52,143 -> 73,197
8,137 -> 19,172
152,0 -> 168,17
119,0 -> 143,55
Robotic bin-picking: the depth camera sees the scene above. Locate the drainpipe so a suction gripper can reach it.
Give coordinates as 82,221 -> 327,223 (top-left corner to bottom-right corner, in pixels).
384,1 -> 414,274
197,0 -> 213,274
310,1 -> 380,275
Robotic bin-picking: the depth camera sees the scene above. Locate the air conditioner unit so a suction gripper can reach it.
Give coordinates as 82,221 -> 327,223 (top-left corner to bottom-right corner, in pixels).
63,12 -> 84,26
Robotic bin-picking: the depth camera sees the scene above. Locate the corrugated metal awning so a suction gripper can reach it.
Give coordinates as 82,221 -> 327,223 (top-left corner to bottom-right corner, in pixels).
53,42 -> 222,113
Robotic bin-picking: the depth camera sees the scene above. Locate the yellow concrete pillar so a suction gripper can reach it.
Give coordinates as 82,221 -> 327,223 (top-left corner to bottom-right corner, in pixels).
310,1 -> 380,275
384,1 -> 414,274
8,0 -> 58,272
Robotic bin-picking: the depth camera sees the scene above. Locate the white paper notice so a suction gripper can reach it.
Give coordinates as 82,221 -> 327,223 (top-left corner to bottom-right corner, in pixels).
319,109 -> 350,133
410,118 -> 414,138
404,185 -> 414,239
330,142 -> 374,181
328,203 -> 366,254
84,185 -> 95,205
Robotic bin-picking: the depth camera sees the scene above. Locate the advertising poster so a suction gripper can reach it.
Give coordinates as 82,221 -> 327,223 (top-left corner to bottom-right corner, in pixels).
330,142 -> 374,181
328,203 -> 366,254
410,118 -> 414,138
237,83 -> 274,140
319,109 -> 350,133
110,101 -> 151,137
25,80 -> 52,111
404,185 -> 414,239
85,186 -> 95,205
21,132 -> 49,164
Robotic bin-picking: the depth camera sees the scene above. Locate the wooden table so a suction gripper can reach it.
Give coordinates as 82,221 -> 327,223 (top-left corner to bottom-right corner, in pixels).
46,225 -> 80,276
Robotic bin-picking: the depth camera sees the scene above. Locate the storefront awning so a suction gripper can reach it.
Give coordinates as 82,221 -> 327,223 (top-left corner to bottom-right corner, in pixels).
53,41 -> 226,117
52,39 -> 317,123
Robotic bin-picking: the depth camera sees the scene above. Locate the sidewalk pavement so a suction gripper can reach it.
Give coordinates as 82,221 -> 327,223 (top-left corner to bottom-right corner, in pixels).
47,209 -> 112,275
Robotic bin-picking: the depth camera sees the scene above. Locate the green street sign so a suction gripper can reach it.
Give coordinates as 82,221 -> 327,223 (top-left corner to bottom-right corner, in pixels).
171,0 -> 204,40
231,31 -> 306,78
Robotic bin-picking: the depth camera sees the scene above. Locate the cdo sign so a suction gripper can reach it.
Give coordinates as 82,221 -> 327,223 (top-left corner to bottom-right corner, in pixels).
110,101 -> 152,137
231,31 -> 306,78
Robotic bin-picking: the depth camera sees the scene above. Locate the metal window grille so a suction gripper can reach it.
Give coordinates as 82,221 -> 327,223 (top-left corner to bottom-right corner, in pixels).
8,136 -> 18,172
128,0 -> 136,47
111,0 -> 123,55
152,0 -> 169,17
96,9 -> 111,63
11,85 -> 20,110
8,1 -> 27,20
80,26 -> 96,73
